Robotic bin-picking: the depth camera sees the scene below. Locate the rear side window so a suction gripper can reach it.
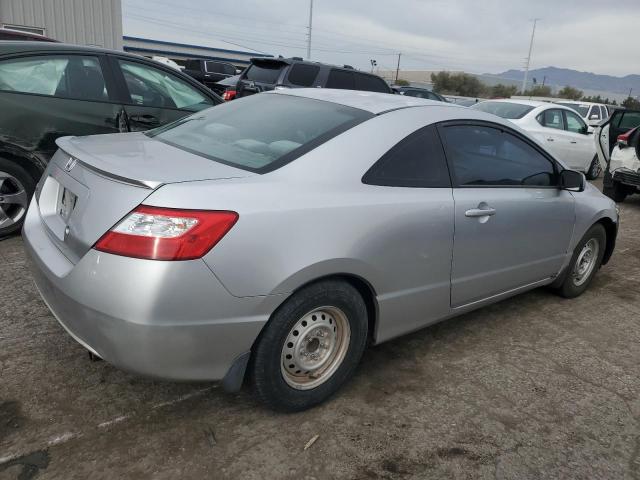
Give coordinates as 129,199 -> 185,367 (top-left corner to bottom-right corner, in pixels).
537,109 -> 565,130
326,69 -> 355,89
439,124 -> 556,187
363,125 -> 450,188
244,63 -> 284,84
205,62 -> 235,75
149,93 -> 373,173
354,73 -> 390,93
287,63 -> 320,87
0,54 -> 108,101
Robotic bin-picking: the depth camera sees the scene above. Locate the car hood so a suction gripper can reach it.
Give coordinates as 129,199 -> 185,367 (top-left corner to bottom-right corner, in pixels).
56,132 -> 253,188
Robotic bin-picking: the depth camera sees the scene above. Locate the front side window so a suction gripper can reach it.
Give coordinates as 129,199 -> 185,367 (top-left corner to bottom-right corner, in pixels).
149,93 -> 373,173
538,109 -> 565,130
326,69 -> 355,90
564,110 -> 586,134
118,60 -> 212,110
471,101 -> 535,119
287,64 -> 320,87
0,55 -> 108,101
363,125 -> 450,188
439,124 -> 556,187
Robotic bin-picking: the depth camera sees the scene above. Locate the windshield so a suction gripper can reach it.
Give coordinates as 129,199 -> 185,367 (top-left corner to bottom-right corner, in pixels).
148,93 -> 372,173
556,102 -> 589,117
471,101 -> 535,119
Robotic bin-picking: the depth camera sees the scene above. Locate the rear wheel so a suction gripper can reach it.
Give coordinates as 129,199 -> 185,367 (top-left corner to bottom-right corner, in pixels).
555,224 -> 606,298
603,180 -> 628,203
250,280 -> 368,412
0,158 -> 35,237
585,155 -> 601,180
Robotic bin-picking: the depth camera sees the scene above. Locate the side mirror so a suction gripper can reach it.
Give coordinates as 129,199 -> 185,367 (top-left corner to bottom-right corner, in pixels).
560,169 -> 585,192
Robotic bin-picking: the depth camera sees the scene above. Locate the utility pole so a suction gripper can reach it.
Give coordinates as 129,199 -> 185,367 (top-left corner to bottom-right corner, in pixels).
395,53 -> 401,83
521,18 -> 539,94
629,87 -> 633,98
306,0 -> 314,60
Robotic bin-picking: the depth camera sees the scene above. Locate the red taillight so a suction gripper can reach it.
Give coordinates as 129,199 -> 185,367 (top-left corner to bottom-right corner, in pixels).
617,127 -> 638,148
94,205 -> 238,261
222,89 -> 236,101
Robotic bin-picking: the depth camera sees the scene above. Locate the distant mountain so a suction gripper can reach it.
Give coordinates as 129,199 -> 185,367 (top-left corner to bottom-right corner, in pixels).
492,67 -> 640,97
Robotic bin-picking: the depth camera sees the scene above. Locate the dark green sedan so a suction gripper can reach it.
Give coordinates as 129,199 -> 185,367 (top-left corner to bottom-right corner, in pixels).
0,41 -> 221,236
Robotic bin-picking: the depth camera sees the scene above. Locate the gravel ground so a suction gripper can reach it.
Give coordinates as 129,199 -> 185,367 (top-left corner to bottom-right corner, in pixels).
1,180 -> 639,480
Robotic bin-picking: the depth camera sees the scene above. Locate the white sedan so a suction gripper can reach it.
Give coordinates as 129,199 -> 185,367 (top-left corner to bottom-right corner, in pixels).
472,100 -> 600,179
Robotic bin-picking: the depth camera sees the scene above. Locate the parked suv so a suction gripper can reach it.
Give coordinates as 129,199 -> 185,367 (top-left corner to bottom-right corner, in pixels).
182,59 -> 237,94
555,101 -> 611,127
0,41 -> 221,236
231,57 -> 392,99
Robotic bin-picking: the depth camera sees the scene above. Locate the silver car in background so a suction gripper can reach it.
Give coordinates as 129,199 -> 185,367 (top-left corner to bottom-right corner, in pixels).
24,89 -> 618,411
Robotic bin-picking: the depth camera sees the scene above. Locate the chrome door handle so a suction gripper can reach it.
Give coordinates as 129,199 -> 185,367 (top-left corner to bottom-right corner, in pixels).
465,207 -> 496,217
570,141 -> 578,144
546,137 -> 554,142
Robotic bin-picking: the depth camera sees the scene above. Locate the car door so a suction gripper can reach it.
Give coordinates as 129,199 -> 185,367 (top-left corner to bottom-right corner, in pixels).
361,124 -> 454,340
533,108 -> 569,160
438,122 -> 575,308
109,57 -> 219,132
0,52 -> 121,161
563,109 -> 595,172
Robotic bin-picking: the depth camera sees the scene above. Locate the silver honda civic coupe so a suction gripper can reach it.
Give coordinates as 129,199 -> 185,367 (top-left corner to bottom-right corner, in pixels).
24,89 -> 618,411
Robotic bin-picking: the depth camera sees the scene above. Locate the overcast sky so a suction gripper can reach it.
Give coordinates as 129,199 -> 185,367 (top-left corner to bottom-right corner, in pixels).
122,0 -> 640,77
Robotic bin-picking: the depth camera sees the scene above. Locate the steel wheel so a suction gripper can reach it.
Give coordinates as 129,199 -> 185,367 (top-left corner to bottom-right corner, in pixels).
572,238 -> 599,287
280,306 -> 351,390
0,171 -> 29,230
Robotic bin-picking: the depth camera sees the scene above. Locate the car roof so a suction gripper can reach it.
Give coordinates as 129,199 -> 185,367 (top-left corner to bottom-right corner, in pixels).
270,88 -> 460,114
0,40 -> 141,57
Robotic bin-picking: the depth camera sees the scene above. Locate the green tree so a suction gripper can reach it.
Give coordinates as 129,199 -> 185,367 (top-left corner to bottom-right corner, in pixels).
431,71 -> 488,97
622,96 -> 640,109
490,84 -> 517,98
394,78 -> 410,86
521,85 -> 552,97
558,85 -> 583,100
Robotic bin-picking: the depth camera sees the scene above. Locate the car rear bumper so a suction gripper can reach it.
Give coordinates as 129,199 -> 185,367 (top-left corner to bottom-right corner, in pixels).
23,199 -> 280,382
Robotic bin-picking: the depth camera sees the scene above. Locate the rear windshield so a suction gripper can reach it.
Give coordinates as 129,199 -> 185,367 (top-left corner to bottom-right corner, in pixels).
243,62 -> 285,84
148,93 -> 373,173
556,102 -> 589,117
472,101 -> 535,119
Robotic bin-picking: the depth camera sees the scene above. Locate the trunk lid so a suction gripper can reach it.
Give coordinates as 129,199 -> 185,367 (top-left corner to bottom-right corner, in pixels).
36,133 -> 253,263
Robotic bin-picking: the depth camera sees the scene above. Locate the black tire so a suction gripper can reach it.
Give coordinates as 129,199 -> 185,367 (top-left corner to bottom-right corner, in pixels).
0,158 -> 36,238
250,280 -> 368,412
603,180 -> 627,203
585,155 -> 601,180
555,224 -> 606,299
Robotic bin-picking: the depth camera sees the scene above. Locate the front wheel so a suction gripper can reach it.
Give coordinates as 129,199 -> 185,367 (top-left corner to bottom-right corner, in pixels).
555,224 -> 606,299
250,280 -> 368,412
585,155 -> 601,180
